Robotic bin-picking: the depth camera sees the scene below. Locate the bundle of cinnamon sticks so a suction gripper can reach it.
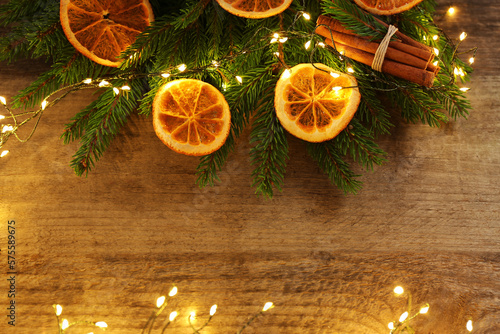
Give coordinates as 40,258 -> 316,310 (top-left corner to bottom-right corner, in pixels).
315,15 -> 439,87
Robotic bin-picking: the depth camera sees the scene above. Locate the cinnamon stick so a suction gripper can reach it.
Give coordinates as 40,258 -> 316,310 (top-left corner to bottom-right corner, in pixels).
324,38 -> 435,87
316,15 -> 439,78
315,25 -> 431,70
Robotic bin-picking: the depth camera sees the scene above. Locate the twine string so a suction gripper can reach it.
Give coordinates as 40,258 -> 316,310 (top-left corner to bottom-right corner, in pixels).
372,25 -> 398,72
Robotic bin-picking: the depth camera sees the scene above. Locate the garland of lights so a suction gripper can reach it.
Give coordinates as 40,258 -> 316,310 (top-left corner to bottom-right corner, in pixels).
50,286 -> 475,333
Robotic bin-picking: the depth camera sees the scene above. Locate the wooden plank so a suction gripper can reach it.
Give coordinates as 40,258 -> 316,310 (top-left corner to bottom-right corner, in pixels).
0,0 -> 499,333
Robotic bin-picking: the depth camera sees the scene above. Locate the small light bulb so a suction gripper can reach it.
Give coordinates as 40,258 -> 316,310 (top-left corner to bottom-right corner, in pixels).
1,150 -> 9,158
178,64 -> 187,72
433,48 -> 440,56
2,125 -> 14,133
212,60 -> 220,68
460,87 -> 470,92
262,302 -> 274,312
469,57 -> 475,64
273,52 -> 280,57
399,311 -> 409,322
347,67 -> 354,73
433,60 -> 439,66
83,78 -> 92,84
95,321 -> 108,328
168,287 -> 177,297
190,311 -> 196,320
394,286 -> 404,295
55,304 -> 63,316
61,319 -> 69,330
156,296 -> 166,308
98,80 -> 110,87
113,87 -> 120,95
236,76 -> 243,84
41,100 -> 48,110
0,115 -> 4,120
330,72 -> 340,78
169,311 -> 178,321
161,73 -> 171,78
121,85 -> 131,91
318,42 -> 326,48
270,38 -> 278,43
305,40 -> 311,50
302,12 -> 311,20
282,69 -> 291,79
466,320 -> 473,332
332,86 -> 342,92
388,322 -> 394,330
210,304 -> 217,316
222,83 -> 227,91
273,33 -> 279,39
460,32 -> 467,41
0,96 -> 7,105
279,37 -> 288,43
448,7 -> 455,15
433,35 -> 439,41
420,305 -> 429,314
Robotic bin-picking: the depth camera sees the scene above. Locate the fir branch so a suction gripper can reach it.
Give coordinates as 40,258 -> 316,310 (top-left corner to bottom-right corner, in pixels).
250,86 -> 289,198
307,141 -> 363,195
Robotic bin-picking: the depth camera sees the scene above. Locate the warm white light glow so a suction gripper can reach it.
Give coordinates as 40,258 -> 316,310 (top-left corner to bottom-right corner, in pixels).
83,78 -> 92,84
1,150 -> 9,158
156,296 -> 166,308
460,87 -> 470,92
0,96 -> 5,105
282,69 -> 291,79
318,42 -> 326,48
61,319 -> 69,330
0,115 -> 4,120
394,286 -> 404,295
210,304 -> 217,316
262,302 -> 274,312
448,7 -> 455,15
273,52 -> 280,57
332,86 -> 342,92
433,61 -> 439,66
169,311 -> 178,321
420,305 -> 429,314
388,322 -> 394,330
305,40 -> 311,49
55,304 -> 63,316
347,67 -> 354,73
41,100 -> 48,110
98,80 -> 110,87
399,311 -> 409,322
2,125 -> 14,133
212,60 -> 220,68
236,76 -> 243,84
121,85 -> 131,91
433,48 -> 439,56
273,33 -> 279,39
469,57 -> 475,64
330,72 -> 340,78
169,287 -> 178,297
279,37 -> 288,43
178,64 -> 187,72
270,38 -> 278,43
161,73 -> 171,78
113,87 -> 120,95
190,311 -> 196,320
95,321 -> 108,328
466,320 -> 473,332
433,35 -> 439,41
302,12 -> 311,20
460,32 -> 467,41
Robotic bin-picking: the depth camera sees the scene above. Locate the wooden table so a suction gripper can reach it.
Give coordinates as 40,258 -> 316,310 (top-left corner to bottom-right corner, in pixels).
1,1 -> 498,333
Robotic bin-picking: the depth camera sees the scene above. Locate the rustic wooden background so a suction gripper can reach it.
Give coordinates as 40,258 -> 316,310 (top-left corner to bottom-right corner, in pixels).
1,0 -> 499,333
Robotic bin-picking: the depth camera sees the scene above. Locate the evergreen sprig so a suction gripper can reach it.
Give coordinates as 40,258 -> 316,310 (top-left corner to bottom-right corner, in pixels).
0,0 -> 475,197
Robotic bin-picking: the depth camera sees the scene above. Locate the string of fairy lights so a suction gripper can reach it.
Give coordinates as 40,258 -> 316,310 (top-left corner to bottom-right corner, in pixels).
50,285 -> 476,333
0,5 -> 476,159
52,286 -> 275,333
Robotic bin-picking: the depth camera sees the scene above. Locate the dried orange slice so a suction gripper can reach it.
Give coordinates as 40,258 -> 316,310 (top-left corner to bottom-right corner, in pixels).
60,0 -> 154,67
215,0 -> 293,19
275,64 -> 360,143
153,79 -> 231,156
353,0 -> 424,15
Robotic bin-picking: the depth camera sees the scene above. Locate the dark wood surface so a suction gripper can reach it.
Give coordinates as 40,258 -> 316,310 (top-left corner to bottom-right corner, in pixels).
1,1 -> 499,333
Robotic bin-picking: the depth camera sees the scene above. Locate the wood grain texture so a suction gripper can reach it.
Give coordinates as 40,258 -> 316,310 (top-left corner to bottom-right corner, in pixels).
0,0 -> 499,333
